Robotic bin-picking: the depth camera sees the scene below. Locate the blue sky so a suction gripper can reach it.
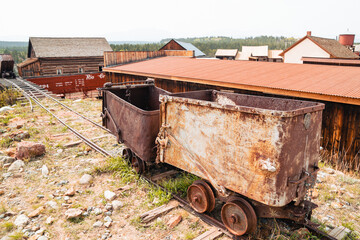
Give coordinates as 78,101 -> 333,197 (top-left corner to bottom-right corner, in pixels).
1,0 -> 360,42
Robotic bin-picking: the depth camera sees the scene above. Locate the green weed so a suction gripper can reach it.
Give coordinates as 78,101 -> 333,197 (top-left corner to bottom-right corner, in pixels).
0,136 -> 13,148
8,231 -> 24,240
0,88 -> 20,108
160,173 -> 200,198
0,221 -> 14,232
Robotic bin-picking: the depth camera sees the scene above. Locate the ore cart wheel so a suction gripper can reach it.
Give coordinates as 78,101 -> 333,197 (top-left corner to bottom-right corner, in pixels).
187,180 -> 216,213
221,197 -> 257,236
122,148 -> 132,163
131,155 -> 145,174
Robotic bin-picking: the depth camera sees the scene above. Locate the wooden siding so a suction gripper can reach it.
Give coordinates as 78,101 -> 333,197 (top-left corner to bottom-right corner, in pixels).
103,50 -> 194,67
18,57 -> 104,78
107,71 -> 360,171
159,40 -> 185,51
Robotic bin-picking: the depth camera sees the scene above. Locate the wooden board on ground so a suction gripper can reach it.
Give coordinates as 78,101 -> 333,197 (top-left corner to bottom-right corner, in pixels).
140,200 -> 179,223
193,227 -> 223,240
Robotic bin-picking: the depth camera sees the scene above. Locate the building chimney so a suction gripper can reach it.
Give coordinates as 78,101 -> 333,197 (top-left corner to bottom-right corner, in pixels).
307,31 -> 312,36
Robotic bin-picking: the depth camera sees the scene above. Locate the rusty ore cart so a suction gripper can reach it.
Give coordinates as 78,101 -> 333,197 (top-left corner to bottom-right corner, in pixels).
0,54 -> 15,78
155,90 -> 325,236
101,82 -> 170,173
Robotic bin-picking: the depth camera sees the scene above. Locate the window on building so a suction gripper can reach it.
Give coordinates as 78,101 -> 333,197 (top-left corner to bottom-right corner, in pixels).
79,67 -> 84,73
56,68 -> 62,75
99,66 -> 103,72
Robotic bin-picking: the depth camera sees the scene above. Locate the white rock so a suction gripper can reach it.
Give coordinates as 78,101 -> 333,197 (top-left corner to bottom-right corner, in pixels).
45,216 -> 55,225
111,200 -> 123,210
65,208 -> 83,219
93,208 -> 103,215
45,201 -> 58,209
104,221 -> 112,228
41,165 -> 49,176
14,214 -> 29,227
104,216 -> 112,222
38,236 -> 48,240
93,221 -> 103,227
104,190 -> 116,201
8,160 -> 25,172
79,174 -> 93,185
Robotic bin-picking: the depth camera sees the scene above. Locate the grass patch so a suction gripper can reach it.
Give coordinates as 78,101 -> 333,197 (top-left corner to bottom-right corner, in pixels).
8,231 -> 24,240
0,88 -> 20,108
146,185 -> 172,207
92,156 -> 138,184
0,221 -> 14,232
0,136 -> 13,148
160,173 -> 200,198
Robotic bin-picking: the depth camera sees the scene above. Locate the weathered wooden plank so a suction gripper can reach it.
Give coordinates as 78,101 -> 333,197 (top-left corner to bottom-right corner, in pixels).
140,200 -> 179,223
193,228 -> 223,240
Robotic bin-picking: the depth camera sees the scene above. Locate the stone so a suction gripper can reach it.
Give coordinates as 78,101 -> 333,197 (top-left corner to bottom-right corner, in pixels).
28,206 -> 45,218
37,195 -> 44,199
0,189 -> 4,196
16,141 -> 46,160
65,188 -> 75,196
105,203 -> 113,211
0,106 -> 14,113
111,200 -> 123,210
0,156 -> 16,167
41,165 -> 49,176
104,190 -> 116,201
79,174 -> 93,185
28,236 -> 39,240
167,215 -> 182,228
331,201 -> 342,209
37,236 -> 48,240
10,131 -> 30,141
104,221 -> 112,228
46,201 -> 58,209
93,221 -> 103,227
104,216 -> 112,222
93,208 -> 103,215
7,160 -> 25,172
4,148 -> 16,158
14,214 -> 30,227
104,211 -> 112,216
311,189 -> 319,199
65,208 -> 83,219
35,228 -> 45,236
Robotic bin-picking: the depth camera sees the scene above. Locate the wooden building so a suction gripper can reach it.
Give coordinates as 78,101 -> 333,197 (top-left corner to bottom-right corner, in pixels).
159,39 -> 205,57
279,31 -> 359,64
18,37 -> 112,78
104,56 -> 360,171
215,49 -> 238,60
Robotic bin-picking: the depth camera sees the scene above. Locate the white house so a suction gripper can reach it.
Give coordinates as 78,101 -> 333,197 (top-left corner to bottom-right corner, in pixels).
280,32 -> 359,64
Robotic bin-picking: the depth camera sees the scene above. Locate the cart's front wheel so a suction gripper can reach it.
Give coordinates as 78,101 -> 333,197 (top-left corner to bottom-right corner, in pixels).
122,148 -> 132,163
187,180 -> 215,213
221,197 -> 257,236
131,155 -> 145,174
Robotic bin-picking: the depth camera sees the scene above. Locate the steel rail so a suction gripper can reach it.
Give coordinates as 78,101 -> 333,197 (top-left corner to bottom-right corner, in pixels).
28,91 -> 112,157
15,77 -> 111,134
3,78 -> 33,111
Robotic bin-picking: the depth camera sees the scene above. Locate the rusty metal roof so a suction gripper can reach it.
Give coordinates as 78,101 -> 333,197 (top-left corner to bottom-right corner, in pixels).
104,57 -> 360,105
302,57 -> 360,65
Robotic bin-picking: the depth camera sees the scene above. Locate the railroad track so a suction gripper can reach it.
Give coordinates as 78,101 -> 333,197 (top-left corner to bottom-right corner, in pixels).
4,78 -> 338,240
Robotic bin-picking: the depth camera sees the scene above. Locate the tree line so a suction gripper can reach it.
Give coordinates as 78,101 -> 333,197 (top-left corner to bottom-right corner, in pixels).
112,36 -> 298,57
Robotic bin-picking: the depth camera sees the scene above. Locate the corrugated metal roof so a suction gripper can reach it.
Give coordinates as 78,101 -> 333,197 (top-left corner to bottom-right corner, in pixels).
29,37 -> 113,58
242,46 -> 268,57
215,49 -> 238,57
104,57 -> 360,104
302,57 -> 360,65
174,40 -> 205,57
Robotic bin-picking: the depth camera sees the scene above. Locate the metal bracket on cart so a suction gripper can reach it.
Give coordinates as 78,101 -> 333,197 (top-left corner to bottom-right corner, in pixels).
102,108 -> 122,143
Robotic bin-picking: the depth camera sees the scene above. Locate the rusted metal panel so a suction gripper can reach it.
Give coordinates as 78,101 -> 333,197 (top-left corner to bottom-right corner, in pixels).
101,84 -> 170,162
158,90 -> 324,207
27,72 -> 106,94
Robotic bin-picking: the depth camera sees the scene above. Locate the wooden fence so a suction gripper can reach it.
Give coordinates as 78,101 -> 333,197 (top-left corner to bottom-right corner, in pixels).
104,50 -> 194,67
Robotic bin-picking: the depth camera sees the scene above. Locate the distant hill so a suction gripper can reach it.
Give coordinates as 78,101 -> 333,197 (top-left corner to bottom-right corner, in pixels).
109,41 -> 156,45
0,41 -> 28,48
